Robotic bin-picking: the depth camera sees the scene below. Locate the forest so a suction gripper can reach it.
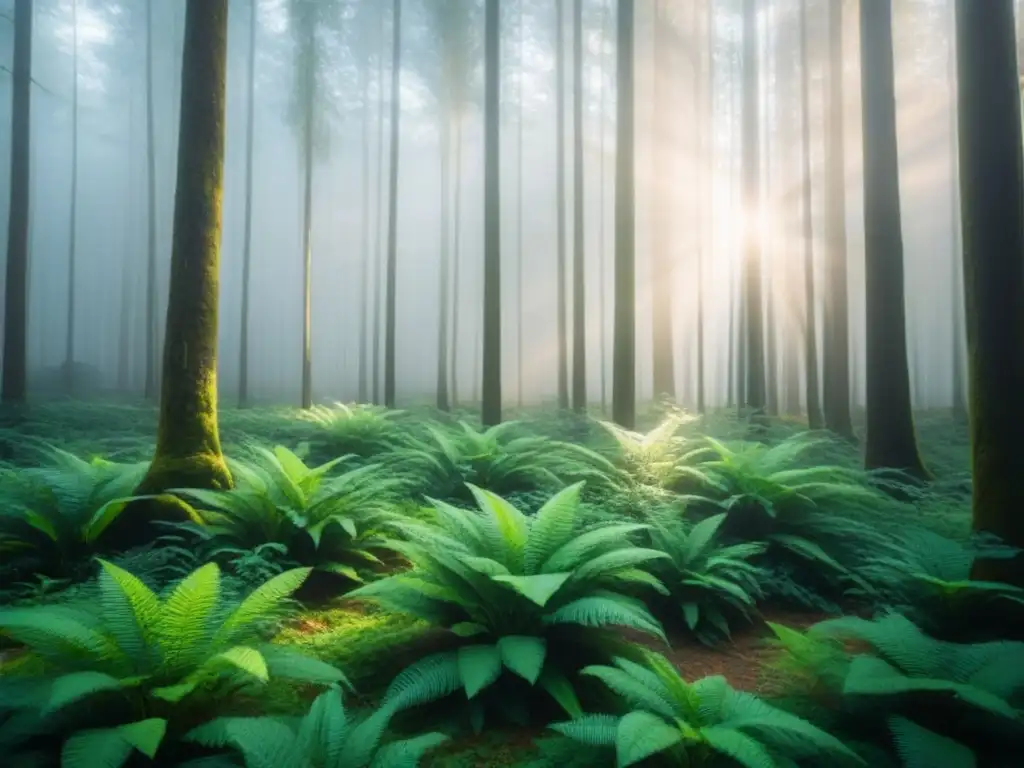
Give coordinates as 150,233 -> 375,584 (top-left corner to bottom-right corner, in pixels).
0,0 -> 1022,766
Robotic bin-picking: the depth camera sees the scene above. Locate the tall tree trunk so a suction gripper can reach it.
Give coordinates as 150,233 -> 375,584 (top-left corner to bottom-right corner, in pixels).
956,0 -> 1024,585
822,0 -> 854,437
450,116 -> 464,406
556,0 -> 569,409
598,0 -> 609,413
300,51 -> 315,410
650,0 -> 674,402
799,0 -> 822,429
947,0 -> 967,422
859,0 -> 928,478
238,0 -> 257,407
612,0 -> 636,429
372,6 -> 386,404
383,0 -> 402,408
741,0 -> 765,412
698,0 -> 711,415
436,100 -> 452,411
571,0 -> 587,412
763,0 -> 778,417
64,0 -> 79,393
481,0 -> 502,426
517,0 -> 526,408
359,48 -> 372,404
2,0 -> 31,404
144,0 -> 159,401
136,0 -> 232,497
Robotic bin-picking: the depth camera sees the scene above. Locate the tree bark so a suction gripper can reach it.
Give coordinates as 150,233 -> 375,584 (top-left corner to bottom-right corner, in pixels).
64,0 -> 79,393
144,0 -> 159,401
481,0 -> 502,426
571,0 -> 587,412
299,43 -> 315,410
650,0 -> 674,402
383,0 -> 402,408
947,0 -> 967,422
556,0 -> 569,410
238,0 -> 257,407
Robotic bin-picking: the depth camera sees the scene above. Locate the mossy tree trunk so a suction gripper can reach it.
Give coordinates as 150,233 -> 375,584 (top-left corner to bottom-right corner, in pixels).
136,0 -> 232,496
481,0 -> 502,427
2,0 -> 32,405
858,0 -> 928,478
611,0 -> 636,430
956,0 -> 1024,585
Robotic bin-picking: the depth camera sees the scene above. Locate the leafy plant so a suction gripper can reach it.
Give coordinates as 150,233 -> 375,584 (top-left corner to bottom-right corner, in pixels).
0,448 -> 155,579
644,512 -> 769,646
596,414 -> 702,492
346,483 -> 668,723
184,683 -> 448,768
0,561 -> 346,767
389,421 -> 623,501
174,445 -> 403,582
549,651 -> 863,767
298,402 -> 407,460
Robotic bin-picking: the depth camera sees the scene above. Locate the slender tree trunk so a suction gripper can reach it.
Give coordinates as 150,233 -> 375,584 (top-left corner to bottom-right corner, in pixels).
372,7 -> 386,404
144,0 -> 159,401
64,0 -> 79,393
612,0 -> 636,429
571,0 -> 587,412
450,115 -> 464,406
383,0 -> 402,408
358,50 -> 372,403
741,0 -> 765,412
2,0 -> 32,405
598,0 -> 609,413
822,0 -> 854,437
650,0 -> 674,402
517,0 -> 526,408
799,0 -> 822,429
763,0 -> 778,417
947,0 -> 967,422
956,0 -> 1024,585
436,100 -> 452,411
481,0 -> 502,426
698,0 -> 711,415
238,0 -> 257,407
136,0 -> 232,496
859,0 -> 928,477
300,53 -> 315,410
556,0 -> 569,409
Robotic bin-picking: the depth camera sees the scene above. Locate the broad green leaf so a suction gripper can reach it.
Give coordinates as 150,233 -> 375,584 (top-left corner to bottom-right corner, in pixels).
616,710 -> 683,767
492,572 -> 572,607
458,644 -> 503,699
497,635 -> 546,684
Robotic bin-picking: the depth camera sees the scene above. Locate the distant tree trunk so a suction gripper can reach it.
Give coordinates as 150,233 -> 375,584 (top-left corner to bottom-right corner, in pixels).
436,97 -> 452,411
799,0 -> 822,429
598,0 -> 610,413
571,0 -> 587,413
764,0 -> 777,417
741,0 -> 765,412
517,0 -> 526,408
144,0 -> 159,401
136,0 -> 232,495
698,0 -> 711,415
612,0 -> 636,429
650,0 -> 674,402
359,49 -> 373,404
64,0 -> 79,394
859,0 -> 928,478
947,0 -> 967,422
238,0 -> 257,407
556,0 -> 569,410
481,0 -> 502,426
372,6 -> 386,404
956,0 -> 1024,585
299,49 -> 315,410
822,0 -> 854,438
2,0 -> 31,405
383,0 -> 402,408
449,116 -> 464,406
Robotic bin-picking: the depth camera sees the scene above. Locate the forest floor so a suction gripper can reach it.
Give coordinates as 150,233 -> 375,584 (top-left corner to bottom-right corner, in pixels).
0,399 -> 974,767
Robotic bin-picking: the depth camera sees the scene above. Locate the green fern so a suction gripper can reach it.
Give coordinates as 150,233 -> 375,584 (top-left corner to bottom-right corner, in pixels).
297,402 -> 407,460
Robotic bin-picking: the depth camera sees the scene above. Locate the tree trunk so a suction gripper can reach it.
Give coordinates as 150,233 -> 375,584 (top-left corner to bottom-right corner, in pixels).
859,0 -> 928,478
799,0 -> 822,429
238,0 -> 257,407
698,0 -> 711,415
2,0 -> 31,405
64,0 -> 79,394
517,0 -> 526,408
450,115 -> 464,406
947,0 -> 967,422
136,0 -> 232,495
612,0 -> 636,429
372,5 -> 387,404
358,45 -> 372,404
481,0 -> 502,426
741,0 -> 765,412
436,99 -> 452,411
598,0 -> 609,413
300,51 -> 315,410
822,0 -> 854,438
383,0 -> 402,408
956,0 -> 1024,585
556,0 -> 569,410
144,0 -> 159,401
571,0 -> 587,413
650,0 -> 674,402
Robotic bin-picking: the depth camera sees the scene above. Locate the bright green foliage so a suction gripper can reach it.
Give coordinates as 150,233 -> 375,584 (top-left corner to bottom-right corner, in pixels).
678,435 -> 887,597
0,561 -> 346,766
549,651 -> 863,767
645,512 -> 768,645
173,445 -> 404,582
297,402 -> 406,460
347,483 -> 668,717
389,421 -> 623,500
0,447 -> 153,579
184,683 -> 447,768
596,414 -> 703,492
768,611 -> 1024,763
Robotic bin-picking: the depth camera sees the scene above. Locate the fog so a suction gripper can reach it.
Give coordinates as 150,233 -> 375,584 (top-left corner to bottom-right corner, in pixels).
0,0 -> 968,410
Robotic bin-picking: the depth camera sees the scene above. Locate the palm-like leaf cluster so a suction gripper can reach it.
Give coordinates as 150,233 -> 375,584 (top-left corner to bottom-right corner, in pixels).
550,650 -> 863,767
0,561 -> 346,767
596,414 -> 702,493
346,483 -> 668,718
